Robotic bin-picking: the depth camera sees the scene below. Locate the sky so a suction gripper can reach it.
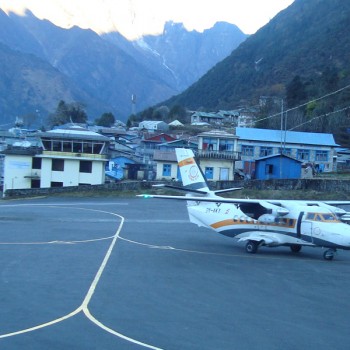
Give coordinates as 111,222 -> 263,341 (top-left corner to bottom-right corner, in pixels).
2,0 -> 295,40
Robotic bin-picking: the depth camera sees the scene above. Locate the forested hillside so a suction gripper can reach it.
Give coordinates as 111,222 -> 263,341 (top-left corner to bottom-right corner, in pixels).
162,0 -> 350,145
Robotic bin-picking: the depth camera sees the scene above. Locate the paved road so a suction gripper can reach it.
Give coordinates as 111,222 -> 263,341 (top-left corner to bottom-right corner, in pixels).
1,196 -> 350,350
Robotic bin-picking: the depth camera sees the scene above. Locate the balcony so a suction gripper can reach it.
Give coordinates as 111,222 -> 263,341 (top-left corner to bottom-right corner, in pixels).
42,151 -> 108,160
24,171 -> 41,179
195,150 -> 241,161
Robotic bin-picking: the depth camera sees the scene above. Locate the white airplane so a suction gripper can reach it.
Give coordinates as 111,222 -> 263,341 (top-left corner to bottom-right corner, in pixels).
139,148 -> 350,260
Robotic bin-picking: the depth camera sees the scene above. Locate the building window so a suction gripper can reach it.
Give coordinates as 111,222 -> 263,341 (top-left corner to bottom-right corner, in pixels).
52,141 -> 62,151
203,137 -> 216,151
260,147 -> 273,157
42,139 -> 51,150
280,148 -> 292,156
241,145 -> 254,156
315,150 -> 328,161
73,142 -> 83,153
79,160 -> 92,173
63,141 -> 72,152
265,164 -> 273,174
51,181 -> 63,187
219,139 -> 234,152
52,159 -> 64,171
163,164 -> 171,176
205,167 -> 214,179
297,149 -> 310,161
31,179 -> 40,188
32,157 -> 42,169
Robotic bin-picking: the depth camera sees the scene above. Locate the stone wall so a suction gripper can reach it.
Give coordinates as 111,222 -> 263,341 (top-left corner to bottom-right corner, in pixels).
3,181 -> 155,199
215,178 -> 350,192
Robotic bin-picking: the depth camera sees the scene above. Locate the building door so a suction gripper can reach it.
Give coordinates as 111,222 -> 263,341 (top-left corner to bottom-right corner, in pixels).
220,168 -> 229,180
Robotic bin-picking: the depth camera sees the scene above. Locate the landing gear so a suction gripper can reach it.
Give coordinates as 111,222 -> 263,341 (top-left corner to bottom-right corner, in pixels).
323,249 -> 336,261
290,244 -> 302,253
245,240 -> 259,254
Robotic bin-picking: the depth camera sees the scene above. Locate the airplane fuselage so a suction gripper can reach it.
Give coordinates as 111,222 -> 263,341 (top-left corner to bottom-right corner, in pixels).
186,200 -> 350,251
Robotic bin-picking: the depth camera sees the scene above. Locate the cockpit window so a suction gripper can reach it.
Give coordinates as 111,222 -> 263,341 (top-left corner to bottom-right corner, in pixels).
314,214 -> 323,221
322,213 -> 338,221
306,213 -> 315,220
306,212 -> 339,222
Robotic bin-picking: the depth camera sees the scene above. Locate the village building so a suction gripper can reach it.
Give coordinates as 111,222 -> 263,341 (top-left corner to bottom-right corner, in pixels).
197,129 -> 240,181
154,130 -> 241,181
191,112 -> 224,126
254,154 -> 303,180
2,127 -> 110,195
138,120 -> 169,133
137,133 -> 177,162
235,127 -> 338,177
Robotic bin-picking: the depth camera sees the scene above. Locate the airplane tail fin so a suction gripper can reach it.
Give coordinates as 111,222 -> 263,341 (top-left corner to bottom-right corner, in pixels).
175,148 -> 210,193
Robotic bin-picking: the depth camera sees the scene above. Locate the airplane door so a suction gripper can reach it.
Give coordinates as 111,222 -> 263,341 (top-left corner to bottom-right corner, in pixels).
301,221 -> 313,243
299,212 -> 313,243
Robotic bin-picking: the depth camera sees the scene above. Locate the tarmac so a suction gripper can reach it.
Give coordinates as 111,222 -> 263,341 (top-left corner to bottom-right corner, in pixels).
1,196 -> 350,350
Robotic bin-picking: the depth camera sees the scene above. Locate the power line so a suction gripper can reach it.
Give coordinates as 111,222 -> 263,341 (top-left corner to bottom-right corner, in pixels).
253,83 -> 350,126
288,105 -> 350,131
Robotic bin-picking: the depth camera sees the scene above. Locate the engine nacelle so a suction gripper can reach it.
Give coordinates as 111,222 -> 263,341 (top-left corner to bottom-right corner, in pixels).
260,201 -> 289,216
258,214 -> 277,223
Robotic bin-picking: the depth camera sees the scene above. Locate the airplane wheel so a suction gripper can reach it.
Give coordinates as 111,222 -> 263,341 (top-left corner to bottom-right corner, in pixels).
290,244 -> 302,253
323,249 -> 335,261
246,240 -> 258,254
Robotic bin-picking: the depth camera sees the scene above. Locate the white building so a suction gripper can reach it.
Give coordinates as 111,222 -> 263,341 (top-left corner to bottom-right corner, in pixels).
138,120 -> 169,132
2,127 -> 110,195
197,130 -> 240,181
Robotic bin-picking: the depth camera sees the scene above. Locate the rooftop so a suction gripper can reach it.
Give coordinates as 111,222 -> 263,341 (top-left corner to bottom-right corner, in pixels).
39,128 -> 110,142
236,127 -> 338,146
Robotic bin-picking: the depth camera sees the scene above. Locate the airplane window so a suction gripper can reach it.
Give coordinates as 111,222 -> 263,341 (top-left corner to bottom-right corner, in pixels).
306,212 -> 339,222
314,214 -> 322,221
306,213 -> 315,220
321,213 -> 338,222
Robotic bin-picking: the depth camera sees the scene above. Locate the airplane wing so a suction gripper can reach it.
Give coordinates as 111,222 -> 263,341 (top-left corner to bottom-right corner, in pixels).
137,194 -> 350,217
152,184 -> 208,194
323,201 -> 350,206
137,193 -> 263,204
137,194 -> 289,215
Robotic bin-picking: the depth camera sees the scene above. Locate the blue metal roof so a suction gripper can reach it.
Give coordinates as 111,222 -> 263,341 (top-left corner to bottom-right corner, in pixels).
236,127 -> 338,146
255,153 -> 303,162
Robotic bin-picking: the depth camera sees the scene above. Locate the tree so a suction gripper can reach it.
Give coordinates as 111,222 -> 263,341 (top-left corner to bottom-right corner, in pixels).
95,112 -> 115,127
169,105 -> 188,123
286,76 -> 307,108
48,101 -> 88,127
152,106 -> 169,121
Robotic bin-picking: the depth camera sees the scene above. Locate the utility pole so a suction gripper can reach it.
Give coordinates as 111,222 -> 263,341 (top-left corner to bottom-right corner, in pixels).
280,99 -> 284,179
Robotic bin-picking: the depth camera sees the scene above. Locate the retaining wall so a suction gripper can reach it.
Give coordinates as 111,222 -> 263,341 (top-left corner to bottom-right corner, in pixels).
3,179 -> 350,199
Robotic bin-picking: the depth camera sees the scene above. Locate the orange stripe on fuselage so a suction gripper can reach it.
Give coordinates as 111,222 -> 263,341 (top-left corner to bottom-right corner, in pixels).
211,219 -> 296,229
211,219 -> 236,229
178,158 -> 195,168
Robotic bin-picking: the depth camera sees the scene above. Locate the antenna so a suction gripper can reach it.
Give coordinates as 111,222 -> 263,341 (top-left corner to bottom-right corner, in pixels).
131,94 -> 136,115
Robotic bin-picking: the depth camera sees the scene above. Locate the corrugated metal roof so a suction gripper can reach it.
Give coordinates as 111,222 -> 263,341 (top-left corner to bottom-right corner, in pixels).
39,129 -> 109,141
236,127 -> 338,146
256,153 -> 303,162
